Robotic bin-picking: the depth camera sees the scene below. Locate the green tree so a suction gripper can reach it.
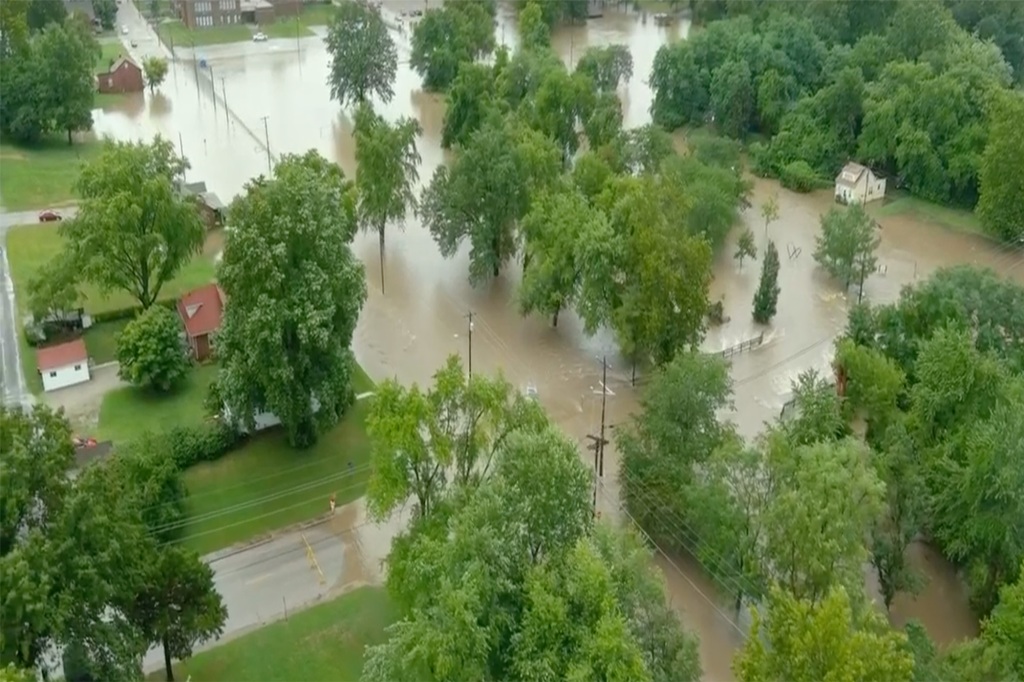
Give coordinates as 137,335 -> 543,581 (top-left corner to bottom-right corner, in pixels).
0,405 -> 149,678
519,187 -> 608,327
142,56 -> 168,93
734,227 -> 756,268
36,17 -> 99,144
0,665 -> 34,682
0,1 -> 29,56
92,0 -> 117,30
365,355 -> 548,520
813,203 -> 879,295
977,91 -> 1024,243
616,350 -> 733,554
422,117 -> 561,283
55,137 -> 203,309
26,0 -> 66,31
353,102 -> 422,292
528,65 -> 592,162
102,432 -> 187,544
760,192 -> 778,238
710,58 -> 754,138
752,239 -> 780,323
583,91 -> 623,150
574,44 -> 633,92
216,151 -> 367,448
324,0 -> 397,108
116,305 -> 191,391
410,0 -> 495,91
982,562 -> 1024,678
734,585 -> 914,682
127,546 -> 227,682
441,62 -> 498,149
518,0 -> 549,51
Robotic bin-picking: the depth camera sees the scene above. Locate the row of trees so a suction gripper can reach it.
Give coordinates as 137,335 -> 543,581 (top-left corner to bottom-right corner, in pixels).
359,357 -> 703,681
1,406 -> 226,681
619,263 -> 1024,680
649,0 -> 1024,242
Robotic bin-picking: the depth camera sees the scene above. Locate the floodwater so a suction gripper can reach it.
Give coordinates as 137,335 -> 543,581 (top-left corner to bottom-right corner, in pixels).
101,1 -> 1022,677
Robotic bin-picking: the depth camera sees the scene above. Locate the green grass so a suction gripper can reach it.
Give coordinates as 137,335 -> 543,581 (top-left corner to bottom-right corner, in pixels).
82,319 -> 129,364
153,587 -> 397,682
157,20 -> 253,48
179,371 -> 375,555
5,223 -> 219,316
97,362 -> 220,442
260,3 -> 338,38
0,138 -> 102,210
96,40 -> 129,74
873,194 -> 983,236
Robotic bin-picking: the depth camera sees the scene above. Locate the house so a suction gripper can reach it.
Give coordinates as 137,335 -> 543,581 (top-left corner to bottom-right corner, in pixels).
835,162 -> 886,205
177,283 -> 225,361
37,339 -> 90,392
197,191 -> 227,228
97,57 -> 144,94
174,0 -> 242,28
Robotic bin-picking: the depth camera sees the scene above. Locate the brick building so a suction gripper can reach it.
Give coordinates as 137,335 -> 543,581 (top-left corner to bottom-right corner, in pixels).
174,0 -> 242,29
97,57 -> 144,94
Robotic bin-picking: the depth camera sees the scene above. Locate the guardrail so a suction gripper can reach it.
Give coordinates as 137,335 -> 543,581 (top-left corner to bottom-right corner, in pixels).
718,332 -> 766,359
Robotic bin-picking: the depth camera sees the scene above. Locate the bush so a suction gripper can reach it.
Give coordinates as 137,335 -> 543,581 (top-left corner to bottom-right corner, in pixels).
779,160 -> 820,193
91,298 -> 176,324
166,422 -> 242,470
116,305 -> 191,391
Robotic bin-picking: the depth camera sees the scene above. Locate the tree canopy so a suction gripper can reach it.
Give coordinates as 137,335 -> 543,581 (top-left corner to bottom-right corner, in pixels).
215,150 -> 367,448
116,304 -> 191,391
324,0 -> 397,108
410,0 -> 496,91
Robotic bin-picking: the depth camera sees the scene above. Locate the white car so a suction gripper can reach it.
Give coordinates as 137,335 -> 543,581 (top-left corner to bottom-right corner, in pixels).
252,32 -> 268,42
121,25 -> 129,35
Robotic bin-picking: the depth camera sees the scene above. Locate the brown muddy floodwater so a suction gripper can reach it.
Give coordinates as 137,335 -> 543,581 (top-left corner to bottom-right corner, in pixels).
102,1 -> 1021,677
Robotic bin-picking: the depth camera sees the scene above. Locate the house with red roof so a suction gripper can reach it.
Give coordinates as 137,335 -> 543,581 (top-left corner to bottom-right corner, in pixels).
37,339 -> 90,392
177,283 -> 225,362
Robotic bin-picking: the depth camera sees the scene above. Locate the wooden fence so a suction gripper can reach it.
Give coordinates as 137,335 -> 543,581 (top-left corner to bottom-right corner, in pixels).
718,332 -> 766,359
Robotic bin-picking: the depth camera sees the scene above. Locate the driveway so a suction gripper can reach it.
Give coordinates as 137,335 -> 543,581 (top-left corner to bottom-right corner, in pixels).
44,363 -> 125,432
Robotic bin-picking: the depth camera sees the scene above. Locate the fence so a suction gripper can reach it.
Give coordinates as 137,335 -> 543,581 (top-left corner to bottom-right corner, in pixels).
718,332 -> 766,359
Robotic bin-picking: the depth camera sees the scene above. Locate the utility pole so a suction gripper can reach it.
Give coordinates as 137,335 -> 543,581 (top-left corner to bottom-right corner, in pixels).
221,77 -> 228,126
178,132 -> 186,182
260,116 -> 272,174
209,64 -> 217,114
465,311 -> 475,378
587,356 -> 611,513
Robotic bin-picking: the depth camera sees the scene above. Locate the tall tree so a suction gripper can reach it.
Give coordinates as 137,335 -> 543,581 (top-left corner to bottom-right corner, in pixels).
759,193 -> 778,239
324,0 -> 397,108
441,62 -> 498,149
574,44 -> 633,92
365,356 -> 548,520
47,137 -> 203,309
142,56 -> 168,93
734,585 -> 915,682
25,0 -> 66,31
813,203 -> 879,295
92,0 -> 117,30
116,305 -> 191,392
410,0 -> 495,91
216,151 -> 367,448
421,117 -> 561,283
710,58 -> 754,138
519,187 -> 608,327
752,239 -> 780,323
353,102 -> 422,293
977,91 -> 1024,243
35,17 -> 99,144
734,228 -> 757,268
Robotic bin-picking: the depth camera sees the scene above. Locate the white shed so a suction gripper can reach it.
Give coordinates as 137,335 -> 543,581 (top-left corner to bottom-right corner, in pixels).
37,339 -> 90,392
835,162 -> 886,205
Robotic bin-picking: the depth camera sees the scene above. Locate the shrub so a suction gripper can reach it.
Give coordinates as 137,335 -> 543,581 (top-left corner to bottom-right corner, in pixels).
116,305 -> 190,391
91,299 -> 176,324
166,422 -> 242,470
779,160 -> 820,193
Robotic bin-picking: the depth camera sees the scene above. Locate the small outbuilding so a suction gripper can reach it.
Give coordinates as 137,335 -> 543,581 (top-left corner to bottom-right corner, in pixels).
37,339 -> 90,392
177,283 -> 225,361
835,162 -> 886,205
97,56 -> 144,94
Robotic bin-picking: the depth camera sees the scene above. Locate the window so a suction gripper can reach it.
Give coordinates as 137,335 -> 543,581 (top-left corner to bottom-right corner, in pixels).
48,371 -> 57,378
73,364 -> 82,371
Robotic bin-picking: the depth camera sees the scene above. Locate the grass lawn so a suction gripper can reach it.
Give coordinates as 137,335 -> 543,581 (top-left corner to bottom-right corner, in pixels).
874,194 -> 983,236
154,587 -> 397,682
179,365 -> 375,554
0,137 -> 102,211
96,40 -> 129,74
260,3 -> 338,38
82,318 -> 128,364
97,362 -> 220,442
156,20 -> 253,48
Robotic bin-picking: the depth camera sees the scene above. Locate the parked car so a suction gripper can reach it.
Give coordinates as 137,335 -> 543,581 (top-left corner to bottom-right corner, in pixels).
252,32 -> 268,42
130,40 -> 137,47
38,210 -> 62,222
121,25 -> 129,35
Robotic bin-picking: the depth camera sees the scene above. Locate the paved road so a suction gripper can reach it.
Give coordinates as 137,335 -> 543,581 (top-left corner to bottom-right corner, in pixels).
0,233 -> 31,408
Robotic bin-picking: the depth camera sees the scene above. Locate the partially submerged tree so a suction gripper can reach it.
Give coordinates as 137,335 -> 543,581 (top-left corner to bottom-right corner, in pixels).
216,151 -> 367,448
813,203 -> 880,296
142,56 -> 168,93
409,0 -> 495,91
324,0 -> 397,108
752,239 -> 780,323
734,227 -> 757,268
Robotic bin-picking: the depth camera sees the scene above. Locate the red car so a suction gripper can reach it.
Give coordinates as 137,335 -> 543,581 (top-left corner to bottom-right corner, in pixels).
38,210 -> 62,222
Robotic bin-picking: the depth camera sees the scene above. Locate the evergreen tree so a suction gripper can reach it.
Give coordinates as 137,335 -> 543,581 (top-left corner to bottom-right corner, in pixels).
752,240 -> 780,323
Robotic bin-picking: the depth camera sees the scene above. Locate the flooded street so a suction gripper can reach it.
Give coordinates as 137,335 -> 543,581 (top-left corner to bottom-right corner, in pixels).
103,2 -> 1022,677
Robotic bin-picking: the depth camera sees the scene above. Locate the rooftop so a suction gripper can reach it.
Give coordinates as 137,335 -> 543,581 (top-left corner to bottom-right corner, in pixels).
177,283 -> 226,338
37,339 -> 88,371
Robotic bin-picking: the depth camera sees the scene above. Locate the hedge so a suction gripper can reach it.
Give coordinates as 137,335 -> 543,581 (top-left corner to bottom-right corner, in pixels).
166,421 -> 243,470
91,298 -> 177,324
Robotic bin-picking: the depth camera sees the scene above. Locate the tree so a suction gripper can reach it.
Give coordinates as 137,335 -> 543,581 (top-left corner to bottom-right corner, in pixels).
92,0 -> 117,30
575,44 -> 633,92
365,355 -> 548,520
116,305 -> 191,391
56,137 -> 203,309
517,1 -> 549,51
410,0 -> 495,91
616,351 -> 733,554
26,0 -> 66,31
1,405 -> 150,679
26,254 -> 80,321
734,585 -> 915,682
422,117 -> 561,283
35,17 -> 99,144
102,432 -> 188,544
324,0 -> 397,108
977,91 -> 1024,243
0,665 -> 34,682
981,562 -> 1024,678
441,62 -> 498,149
813,203 -> 879,295
519,187 -> 608,327
710,58 -> 754,138
734,227 -> 757,268
142,56 -> 168,93
216,151 -> 367,448
127,546 -> 227,682
759,192 -> 778,239
353,102 -> 422,293
752,240 -> 780,323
